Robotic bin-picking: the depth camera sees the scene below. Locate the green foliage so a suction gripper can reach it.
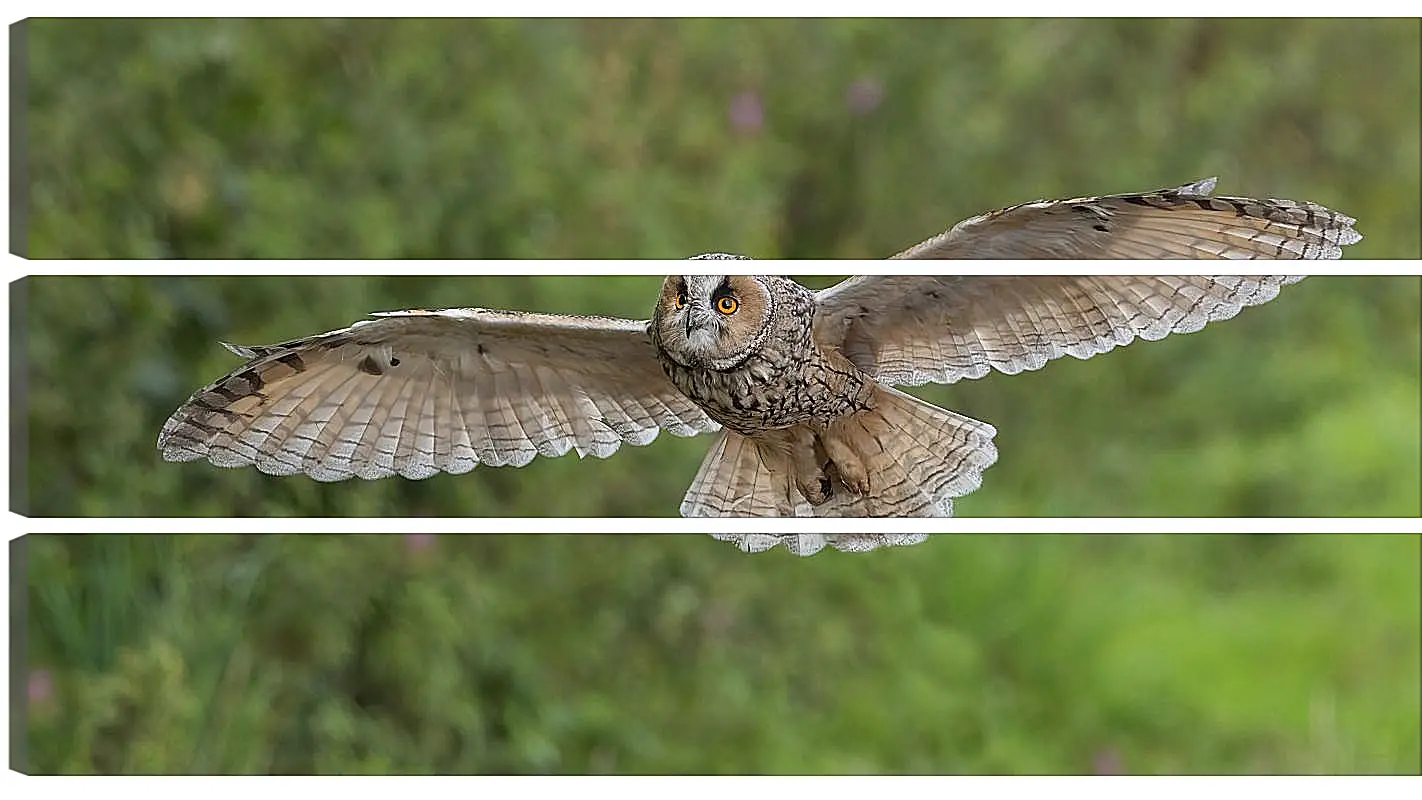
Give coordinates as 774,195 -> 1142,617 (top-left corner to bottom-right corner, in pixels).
19,19 -> 1421,517
21,274 -> 1422,517
17,19 -> 1422,776
23,533 -> 1422,774
23,19 -> 1420,260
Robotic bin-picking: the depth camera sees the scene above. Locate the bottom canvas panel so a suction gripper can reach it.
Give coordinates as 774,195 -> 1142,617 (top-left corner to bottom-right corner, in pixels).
11,533 -> 1421,775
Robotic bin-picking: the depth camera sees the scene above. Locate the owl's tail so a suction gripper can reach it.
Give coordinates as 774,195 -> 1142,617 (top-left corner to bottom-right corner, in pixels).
680,386 -> 998,518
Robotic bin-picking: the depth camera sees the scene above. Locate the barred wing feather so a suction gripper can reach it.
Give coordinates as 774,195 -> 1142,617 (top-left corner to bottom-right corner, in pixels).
157,308 -> 719,481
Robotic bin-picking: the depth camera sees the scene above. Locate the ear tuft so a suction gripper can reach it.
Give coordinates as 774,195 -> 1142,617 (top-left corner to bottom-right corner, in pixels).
689,252 -> 754,260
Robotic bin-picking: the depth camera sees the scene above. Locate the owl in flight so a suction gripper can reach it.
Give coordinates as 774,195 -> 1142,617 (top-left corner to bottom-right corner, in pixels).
158,178 -> 1360,555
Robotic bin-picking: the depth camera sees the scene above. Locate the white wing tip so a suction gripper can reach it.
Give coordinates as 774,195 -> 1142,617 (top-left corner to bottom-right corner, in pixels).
219,341 -> 259,359
1179,177 -> 1219,196
707,533 -> 933,556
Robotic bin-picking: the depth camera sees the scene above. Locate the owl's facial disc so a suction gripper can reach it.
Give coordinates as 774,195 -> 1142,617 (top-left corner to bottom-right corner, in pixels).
677,276 -> 732,350
654,275 -> 770,369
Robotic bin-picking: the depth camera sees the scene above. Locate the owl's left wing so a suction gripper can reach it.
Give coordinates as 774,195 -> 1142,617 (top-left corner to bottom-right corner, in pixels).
813,276 -> 1305,387
892,178 -> 1360,259
158,308 -> 718,481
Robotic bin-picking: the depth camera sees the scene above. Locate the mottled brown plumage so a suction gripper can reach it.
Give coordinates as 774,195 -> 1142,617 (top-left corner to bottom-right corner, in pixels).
157,177 -> 1361,556
646,274 -> 991,515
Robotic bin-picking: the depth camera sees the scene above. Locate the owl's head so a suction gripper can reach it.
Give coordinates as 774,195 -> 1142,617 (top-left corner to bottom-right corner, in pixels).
651,275 -> 775,370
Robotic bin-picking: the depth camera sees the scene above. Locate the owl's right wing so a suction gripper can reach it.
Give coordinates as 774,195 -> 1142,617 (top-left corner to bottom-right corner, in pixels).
813,276 -> 1306,387
158,308 -> 719,481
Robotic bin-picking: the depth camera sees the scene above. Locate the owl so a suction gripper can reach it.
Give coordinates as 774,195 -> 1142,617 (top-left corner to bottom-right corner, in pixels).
158,177 -> 1360,555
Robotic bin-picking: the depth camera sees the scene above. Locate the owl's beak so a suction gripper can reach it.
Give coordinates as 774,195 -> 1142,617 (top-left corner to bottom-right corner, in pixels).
683,306 -> 718,347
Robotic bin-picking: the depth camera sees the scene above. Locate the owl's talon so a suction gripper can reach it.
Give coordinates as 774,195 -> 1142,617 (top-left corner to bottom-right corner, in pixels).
841,473 -> 870,497
821,429 -> 871,497
797,474 -> 832,505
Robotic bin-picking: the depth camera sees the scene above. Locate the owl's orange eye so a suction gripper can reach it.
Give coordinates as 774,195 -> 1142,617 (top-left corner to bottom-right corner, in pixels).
716,296 -> 739,315
673,293 -> 687,309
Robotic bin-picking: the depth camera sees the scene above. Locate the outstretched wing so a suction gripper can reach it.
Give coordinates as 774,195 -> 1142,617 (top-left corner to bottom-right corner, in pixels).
158,309 -> 719,481
814,276 -> 1306,387
893,178 -> 1361,259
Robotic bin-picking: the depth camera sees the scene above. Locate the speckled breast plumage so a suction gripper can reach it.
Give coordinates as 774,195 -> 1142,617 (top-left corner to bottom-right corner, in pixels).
652,282 -> 874,435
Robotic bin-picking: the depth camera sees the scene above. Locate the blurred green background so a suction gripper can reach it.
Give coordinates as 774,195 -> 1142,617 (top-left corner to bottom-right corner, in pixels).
22,18 -> 1421,259
22,533 -> 1422,774
20,274 -> 1422,517
16,17 -> 1422,780
19,19 -> 1421,516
